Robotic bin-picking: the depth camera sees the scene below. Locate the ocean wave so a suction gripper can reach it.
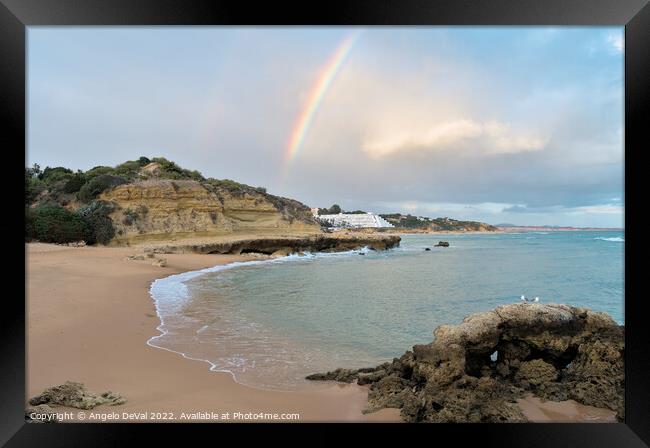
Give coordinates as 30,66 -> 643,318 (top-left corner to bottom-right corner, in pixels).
146,246 -> 377,383
594,237 -> 624,242
148,246 -> 373,313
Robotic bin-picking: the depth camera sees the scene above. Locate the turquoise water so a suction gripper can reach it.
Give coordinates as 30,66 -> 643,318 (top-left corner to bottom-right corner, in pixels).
149,231 -> 624,390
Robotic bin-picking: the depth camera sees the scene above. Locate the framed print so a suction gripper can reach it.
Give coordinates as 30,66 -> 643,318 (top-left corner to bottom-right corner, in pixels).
2,0 -> 648,446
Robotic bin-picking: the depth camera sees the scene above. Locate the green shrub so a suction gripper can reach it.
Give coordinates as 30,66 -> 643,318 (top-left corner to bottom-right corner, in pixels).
25,207 -> 35,241
77,174 -> 128,203
136,204 -> 148,216
85,166 -> 116,179
77,201 -> 116,245
114,160 -> 141,179
25,169 -> 45,205
205,178 -> 256,195
122,208 -> 139,226
152,157 -> 204,181
38,166 -> 73,184
29,204 -> 90,244
137,156 -> 151,166
318,204 -> 341,215
63,173 -> 87,194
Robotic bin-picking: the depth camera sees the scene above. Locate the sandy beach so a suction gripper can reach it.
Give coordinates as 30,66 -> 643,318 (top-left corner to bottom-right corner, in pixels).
26,243 -> 401,422
26,242 -> 618,423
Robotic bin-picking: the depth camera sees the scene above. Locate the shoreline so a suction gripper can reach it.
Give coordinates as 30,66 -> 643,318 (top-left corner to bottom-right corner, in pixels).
146,247 -> 381,393
26,238 -> 620,423
26,243 -> 401,422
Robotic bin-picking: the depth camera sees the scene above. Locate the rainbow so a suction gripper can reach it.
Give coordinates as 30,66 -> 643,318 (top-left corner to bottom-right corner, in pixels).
284,31 -> 362,165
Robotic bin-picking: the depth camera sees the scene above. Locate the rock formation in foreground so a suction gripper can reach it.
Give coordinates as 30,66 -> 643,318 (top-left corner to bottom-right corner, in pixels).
307,303 -> 624,422
29,381 -> 126,410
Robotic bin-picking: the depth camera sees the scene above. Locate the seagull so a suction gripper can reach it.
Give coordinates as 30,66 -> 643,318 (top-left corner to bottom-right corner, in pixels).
533,297 -> 540,302
520,295 -> 527,302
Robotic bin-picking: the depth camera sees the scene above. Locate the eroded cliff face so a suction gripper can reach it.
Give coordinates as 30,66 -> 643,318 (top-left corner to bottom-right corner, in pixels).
99,179 -> 320,245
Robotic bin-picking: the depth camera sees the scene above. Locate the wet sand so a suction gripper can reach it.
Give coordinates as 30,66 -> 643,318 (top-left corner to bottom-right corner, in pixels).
26,243 -> 400,422
516,394 -> 617,422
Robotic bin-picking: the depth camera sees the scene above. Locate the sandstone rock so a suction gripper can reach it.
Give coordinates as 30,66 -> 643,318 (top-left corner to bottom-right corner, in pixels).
28,381 -> 126,410
305,368 -> 363,383
515,359 -> 558,387
100,179 -> 320,245
152,258 -> 167,267
125,255 -> 145,261
307,303 -> 624,422
271,248 -> 292,257
25,404 -> 58,423
140,234 -> 401,256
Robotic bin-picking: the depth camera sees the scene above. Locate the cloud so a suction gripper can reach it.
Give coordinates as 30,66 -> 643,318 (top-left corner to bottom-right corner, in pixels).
502,205 -> 529,213
361,119 -> 546,158
27,28 -> 624,228
503,203 -> 623,215
607,33 -> 624,53
376,201 -> 518,217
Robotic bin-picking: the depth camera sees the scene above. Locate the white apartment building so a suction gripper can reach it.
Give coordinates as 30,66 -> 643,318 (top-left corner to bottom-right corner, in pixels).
316,212 -> 394,229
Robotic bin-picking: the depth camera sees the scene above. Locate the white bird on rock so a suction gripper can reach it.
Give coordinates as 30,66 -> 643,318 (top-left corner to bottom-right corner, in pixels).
520,295 -> 526,302
533,297 -> 540,302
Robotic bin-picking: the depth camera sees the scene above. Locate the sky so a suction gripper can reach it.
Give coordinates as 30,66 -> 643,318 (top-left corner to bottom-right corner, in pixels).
27,27 -> 624,227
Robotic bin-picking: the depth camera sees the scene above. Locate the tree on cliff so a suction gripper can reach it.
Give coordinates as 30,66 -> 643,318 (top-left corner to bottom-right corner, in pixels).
318,204 -> 342,215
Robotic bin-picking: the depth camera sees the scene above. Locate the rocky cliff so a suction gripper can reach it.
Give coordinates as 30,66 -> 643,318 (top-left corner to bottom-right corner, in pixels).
307,303 -> 624,422
100,179 -> 320,245
26,158 -> 403,251
138,232 -> 402,255
379,214 -> 498,232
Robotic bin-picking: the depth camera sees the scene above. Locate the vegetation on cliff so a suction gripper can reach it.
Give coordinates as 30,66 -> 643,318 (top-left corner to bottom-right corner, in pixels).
316,204 -> 342,215
25,157 -> 317,245
380,213 -> 497,232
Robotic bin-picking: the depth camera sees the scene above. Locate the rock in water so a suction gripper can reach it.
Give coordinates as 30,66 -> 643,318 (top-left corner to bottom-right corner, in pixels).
424,247 -> 431,251
434,241 -> 450,247
306,303 -> 624,423
28,381 -> 126,410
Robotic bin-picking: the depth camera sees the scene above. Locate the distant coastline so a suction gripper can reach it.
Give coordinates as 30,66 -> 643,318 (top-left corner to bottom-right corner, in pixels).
337,226 -> 623,236
497,226 -> 623,232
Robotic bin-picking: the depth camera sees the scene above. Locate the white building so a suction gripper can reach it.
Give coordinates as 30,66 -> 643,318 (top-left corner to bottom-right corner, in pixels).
316,212 -> 394,229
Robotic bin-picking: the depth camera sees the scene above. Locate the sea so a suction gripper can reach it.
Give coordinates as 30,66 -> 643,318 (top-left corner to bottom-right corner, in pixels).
148,231 -> 624,390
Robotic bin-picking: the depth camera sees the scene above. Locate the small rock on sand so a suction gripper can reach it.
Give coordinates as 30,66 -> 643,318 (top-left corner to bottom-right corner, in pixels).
25,404 -> 58,423
152,258 -> 167,267
28,381 -> 126,410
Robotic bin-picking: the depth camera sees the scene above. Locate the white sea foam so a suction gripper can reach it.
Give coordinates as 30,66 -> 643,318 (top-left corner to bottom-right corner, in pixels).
146,246 -> 374,385
594,237 -> 624,242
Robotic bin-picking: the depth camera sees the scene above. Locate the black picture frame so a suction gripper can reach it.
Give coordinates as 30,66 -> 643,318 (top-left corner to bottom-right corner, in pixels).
2,0 -> 648,446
